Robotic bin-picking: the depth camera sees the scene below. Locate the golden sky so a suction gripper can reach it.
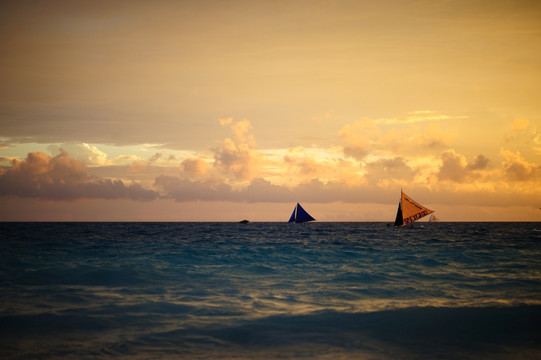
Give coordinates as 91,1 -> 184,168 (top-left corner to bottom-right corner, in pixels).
1,0 -> 540,221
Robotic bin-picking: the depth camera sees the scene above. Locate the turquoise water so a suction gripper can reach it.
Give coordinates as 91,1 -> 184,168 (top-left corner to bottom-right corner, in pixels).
1,222 -> 540,359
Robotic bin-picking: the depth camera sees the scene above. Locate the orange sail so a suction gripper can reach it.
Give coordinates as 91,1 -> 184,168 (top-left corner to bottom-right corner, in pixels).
394,190 -> 434,226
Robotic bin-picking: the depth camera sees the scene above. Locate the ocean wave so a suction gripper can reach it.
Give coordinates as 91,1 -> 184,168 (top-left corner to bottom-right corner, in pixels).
1,222 -> 541,359
1,305 -> 540,359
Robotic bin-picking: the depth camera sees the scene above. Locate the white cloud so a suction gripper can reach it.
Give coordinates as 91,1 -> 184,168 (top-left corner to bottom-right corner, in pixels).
48,143 -> 108,166
375,111 -> 468,125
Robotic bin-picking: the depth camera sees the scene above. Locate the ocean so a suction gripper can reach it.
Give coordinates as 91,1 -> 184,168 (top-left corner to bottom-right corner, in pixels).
1,222 -> 540,359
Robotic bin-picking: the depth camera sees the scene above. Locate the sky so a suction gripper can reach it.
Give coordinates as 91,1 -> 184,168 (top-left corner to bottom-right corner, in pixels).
1,0 -> 540,221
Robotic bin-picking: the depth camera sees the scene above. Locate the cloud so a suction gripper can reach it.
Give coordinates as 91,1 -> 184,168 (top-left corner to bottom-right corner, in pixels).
343,146 -> 370,161
212,118 -> 262,180
340,115 -> 455,160
230,119 -> 255,145
339,118 -> 381,160
213,139 -> 261,180
0,151 -> 157,201
284,149 -> 328,178
279,146 -> 363,186
374,111 -> 468,125
2,115 -> 538,214
149,153 -> 162,162
504,118 -> 539,155
0,156 -> 14,163
180,158 -> 209,177
151,170 -> 541,210
218,117 -> 234,127
467,154 -> 490,170
437,150 -> 490,183
154,174 -> 393,205
154,175 -> 234,202
437,150 -> 468,182
109,154 -> 144,166
240,178 -> 293,202
508,118 -> 530,132
48,143 -> 108,166
418,128 -> 451,149
367,125 -> 453,160
501,149 -> 541,182
364,157 -> 415,187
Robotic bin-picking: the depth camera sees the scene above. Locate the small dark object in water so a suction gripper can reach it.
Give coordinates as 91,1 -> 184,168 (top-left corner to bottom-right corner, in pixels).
239,220 -> 249,224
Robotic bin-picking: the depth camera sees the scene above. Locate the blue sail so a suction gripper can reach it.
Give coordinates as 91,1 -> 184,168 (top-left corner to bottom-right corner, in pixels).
293,203 -> 315,223
288,207 -> 296,223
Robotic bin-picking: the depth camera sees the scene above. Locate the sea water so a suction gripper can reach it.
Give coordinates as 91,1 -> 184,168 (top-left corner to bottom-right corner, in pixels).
0,222 -> 540,359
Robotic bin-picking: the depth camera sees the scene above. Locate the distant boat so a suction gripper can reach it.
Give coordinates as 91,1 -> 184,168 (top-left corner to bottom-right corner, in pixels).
288,203 -> 315,223
394,190 -> 434,227
428,214 -> 439,222
239,220 -> 249,224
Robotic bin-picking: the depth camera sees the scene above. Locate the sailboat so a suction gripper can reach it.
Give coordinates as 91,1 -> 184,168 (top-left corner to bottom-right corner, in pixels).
428,214 -> 439,222
288,203 -> 315,223
394,190 -> 434,227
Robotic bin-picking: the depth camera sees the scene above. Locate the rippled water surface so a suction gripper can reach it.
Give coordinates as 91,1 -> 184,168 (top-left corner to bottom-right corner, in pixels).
1,222 -> 540,359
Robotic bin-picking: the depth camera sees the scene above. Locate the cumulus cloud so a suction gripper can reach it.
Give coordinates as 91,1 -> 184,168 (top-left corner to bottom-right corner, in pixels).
364,157 -> 415,187
4,116 -> 537,212
501,149 -> 541,182
212,118 -> 262,180
284,149 -> 327,178
48,143 -> 108,166
467,154 -> 490,170
0,151 -> 157,201
437,150 -> 490,183
279,146 -> 363,186
230,119 -> 255,146
213,139 -> 260,180
342,146 -> 370,160
180,158 -> 209,177
437,150 -> 469,182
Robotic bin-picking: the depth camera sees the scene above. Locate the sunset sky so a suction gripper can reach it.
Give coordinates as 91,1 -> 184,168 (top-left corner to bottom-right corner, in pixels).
1,0 -> 540,221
